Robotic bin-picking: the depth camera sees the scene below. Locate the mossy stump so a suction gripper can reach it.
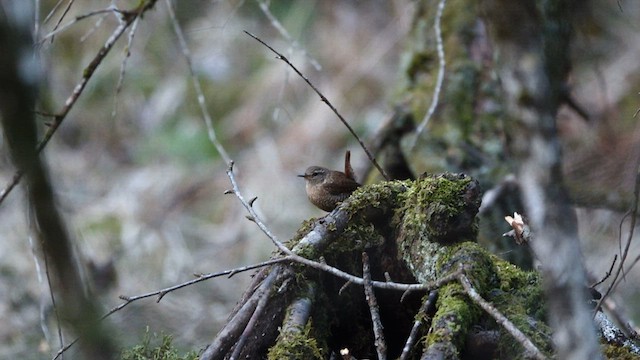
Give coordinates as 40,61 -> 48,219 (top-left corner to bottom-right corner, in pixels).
211,173 -> 634,359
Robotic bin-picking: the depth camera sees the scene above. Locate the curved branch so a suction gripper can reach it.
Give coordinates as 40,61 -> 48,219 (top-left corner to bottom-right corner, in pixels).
244,30 -> 390,181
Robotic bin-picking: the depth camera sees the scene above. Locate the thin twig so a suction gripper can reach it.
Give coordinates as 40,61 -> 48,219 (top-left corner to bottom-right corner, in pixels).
30,235 -> 65,359
43,0 -> 70,25
117,257 -> 291,305
40,6 -> 120,42
43,0 -> 76,44
301,248 -> 448,292
624,254 -> 640,280
52,339 -> 78,360
225,161 -> 290,253
1,2 -> 158,206
52,257 -> 287,360
165,0 -> 231,164
78,8 -> 110,43
457,270 -> 547,360
618,210 -> 631,265
338,280 -> 353,296
409,0 -> 447,150
362,252 -> 387,360
244,30 -> 390,181
595,163 -> 640,313
111,14 -> 141,119
256,0 -> 321,71
590,255 -> 617,288
399,290 -> 438,360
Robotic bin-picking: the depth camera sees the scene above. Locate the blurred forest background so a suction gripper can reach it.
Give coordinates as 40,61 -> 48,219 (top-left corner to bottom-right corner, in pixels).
1,0 -> 640,358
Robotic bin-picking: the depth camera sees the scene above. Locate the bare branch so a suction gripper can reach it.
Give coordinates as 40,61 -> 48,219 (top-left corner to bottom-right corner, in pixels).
409,0 -> 447,150
0,1 -> 159,205
117,257 -> 291,305
42,0 -> 73,26
244,30 -> 390,181
256,0 -> 321,71
399,290 -> 438,360
595,163 -> 640,312
225,161 -> 291,254
590,255 -> 617,289
111,15 -> 142,119
52,257 -> 288,360
40,6 -> 120,42
165,0 -> 232,164
457,270 -> 547,360
362,252 -> 387,360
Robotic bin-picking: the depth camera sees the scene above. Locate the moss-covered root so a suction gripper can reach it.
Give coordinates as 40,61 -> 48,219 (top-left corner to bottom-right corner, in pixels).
423,282 -> 478,360
267,321 -> 324,360
422,243 -> 495,359
267,284 -> 324,360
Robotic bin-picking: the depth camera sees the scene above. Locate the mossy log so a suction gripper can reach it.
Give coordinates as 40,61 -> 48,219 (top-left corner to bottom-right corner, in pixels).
201,173 -> 638,360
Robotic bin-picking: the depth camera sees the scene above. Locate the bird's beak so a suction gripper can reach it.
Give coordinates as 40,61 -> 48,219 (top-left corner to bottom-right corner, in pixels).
297,174 -> 306,178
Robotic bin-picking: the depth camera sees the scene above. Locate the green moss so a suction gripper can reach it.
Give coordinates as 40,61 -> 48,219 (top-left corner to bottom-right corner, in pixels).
285,174 -> 559,358
395,174 -> 479,278
343,180 -> 409,214
602,342 -> 640,360
328,221 -> 383,254
438,242 -> 493,283
426,281 -> 482,358
389,172 -> 557,357
267,321 -> 324,360
488,255 -> 554,358
391,174 -> 481,285
121,327 -> 198,360
397,173 -> 478,243
289,181 -> 407,260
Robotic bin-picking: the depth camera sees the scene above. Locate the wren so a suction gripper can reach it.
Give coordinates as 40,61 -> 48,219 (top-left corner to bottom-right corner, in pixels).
298,166 -> 360,212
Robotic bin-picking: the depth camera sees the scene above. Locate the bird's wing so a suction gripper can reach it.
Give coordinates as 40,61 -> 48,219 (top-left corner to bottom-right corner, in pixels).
324,181 -> 360,196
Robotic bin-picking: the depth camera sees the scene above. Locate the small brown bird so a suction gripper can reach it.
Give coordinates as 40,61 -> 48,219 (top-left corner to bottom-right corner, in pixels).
298,166 -> 360,212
